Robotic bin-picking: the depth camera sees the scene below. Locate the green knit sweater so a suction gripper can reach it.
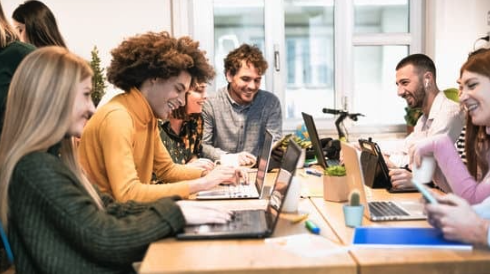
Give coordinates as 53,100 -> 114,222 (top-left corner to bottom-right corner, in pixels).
8,145 -> 185,274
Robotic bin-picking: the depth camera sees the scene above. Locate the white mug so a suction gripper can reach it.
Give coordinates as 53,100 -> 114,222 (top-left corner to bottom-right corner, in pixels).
412,156 -> 436,184
216,154 -> 240,167
282,176 -> 302,213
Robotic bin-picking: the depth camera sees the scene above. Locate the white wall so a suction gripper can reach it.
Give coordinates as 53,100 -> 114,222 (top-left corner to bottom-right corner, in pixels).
426,0 -> 490,90
3,0 -> 490,108
3,0 -> 172,104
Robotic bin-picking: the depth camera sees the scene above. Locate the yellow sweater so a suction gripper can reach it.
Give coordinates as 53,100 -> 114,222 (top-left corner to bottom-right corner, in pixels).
79,89 -> 202,202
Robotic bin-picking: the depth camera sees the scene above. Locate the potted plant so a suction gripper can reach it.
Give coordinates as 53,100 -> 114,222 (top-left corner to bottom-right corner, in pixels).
342,190 -> 364,227
404,106 -> 423,134
89,46 -> 107,107
322,165 -> 349,202
278,135 -> 311,168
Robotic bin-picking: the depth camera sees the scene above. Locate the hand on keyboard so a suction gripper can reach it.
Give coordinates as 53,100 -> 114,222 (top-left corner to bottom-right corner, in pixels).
236,168 -> 249,184
186,158 -> 215,171
201,165 -> 238,190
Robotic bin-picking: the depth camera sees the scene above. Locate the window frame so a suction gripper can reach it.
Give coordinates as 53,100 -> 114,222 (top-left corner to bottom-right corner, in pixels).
186,0 -> 424,135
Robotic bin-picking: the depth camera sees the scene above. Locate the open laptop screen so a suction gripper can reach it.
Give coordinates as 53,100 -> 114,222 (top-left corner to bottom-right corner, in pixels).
255,130 -> 274,192
301,112 -> 328,169
267,141 -> 301,227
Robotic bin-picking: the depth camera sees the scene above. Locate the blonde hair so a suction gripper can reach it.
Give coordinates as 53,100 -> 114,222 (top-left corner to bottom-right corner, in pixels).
0,1 -> 18,47
0,46 -> 104,231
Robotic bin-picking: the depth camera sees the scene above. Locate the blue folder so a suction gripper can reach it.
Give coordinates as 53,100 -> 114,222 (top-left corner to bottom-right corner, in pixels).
353,227 -> 472,250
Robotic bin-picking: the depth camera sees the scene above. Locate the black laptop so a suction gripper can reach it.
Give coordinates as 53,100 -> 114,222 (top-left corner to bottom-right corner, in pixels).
358,138 -> 417,193
176,141 -> 302,240
301,112 -> 340,168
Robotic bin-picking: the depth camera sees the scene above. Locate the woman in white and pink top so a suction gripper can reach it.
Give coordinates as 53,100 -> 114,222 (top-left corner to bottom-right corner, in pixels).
412,48 -> 490,205
411,49 -> 490,247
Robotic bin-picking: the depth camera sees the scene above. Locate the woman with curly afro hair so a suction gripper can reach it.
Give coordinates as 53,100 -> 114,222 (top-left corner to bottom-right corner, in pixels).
79,31 -> 242,203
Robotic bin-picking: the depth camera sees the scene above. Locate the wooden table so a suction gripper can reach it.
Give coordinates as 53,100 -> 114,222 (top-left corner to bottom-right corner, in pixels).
140,170 -> 490,274
139,198 -> 356,274
311,189 -> 490,274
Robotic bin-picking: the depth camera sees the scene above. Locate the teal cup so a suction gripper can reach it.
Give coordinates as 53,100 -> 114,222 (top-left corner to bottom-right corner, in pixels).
342,205 -> 364,227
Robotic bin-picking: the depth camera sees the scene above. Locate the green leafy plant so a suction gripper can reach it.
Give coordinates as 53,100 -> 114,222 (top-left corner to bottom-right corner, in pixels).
348,189 -> 361,206
278,134 -> 312,150
324,165 -> 346,177
89,46 -> 107,107
404,107 -> 423,127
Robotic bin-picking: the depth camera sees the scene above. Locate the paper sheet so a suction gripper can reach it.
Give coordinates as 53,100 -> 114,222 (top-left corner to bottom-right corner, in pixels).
265,233 -> 351,258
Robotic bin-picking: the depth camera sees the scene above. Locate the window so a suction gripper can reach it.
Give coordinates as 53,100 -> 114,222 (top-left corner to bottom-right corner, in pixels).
189,0 -> 422,133
213,1 -> 266,89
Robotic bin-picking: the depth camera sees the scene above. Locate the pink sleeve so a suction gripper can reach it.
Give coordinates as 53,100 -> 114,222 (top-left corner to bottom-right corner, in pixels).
420,135 -> 490,204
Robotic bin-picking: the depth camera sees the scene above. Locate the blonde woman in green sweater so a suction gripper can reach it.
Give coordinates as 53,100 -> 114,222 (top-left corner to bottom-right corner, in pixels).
0,46 -> 232,274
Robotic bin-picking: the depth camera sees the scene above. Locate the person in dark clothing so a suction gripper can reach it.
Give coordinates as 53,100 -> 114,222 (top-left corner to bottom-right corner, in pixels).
0,0 -> 35,137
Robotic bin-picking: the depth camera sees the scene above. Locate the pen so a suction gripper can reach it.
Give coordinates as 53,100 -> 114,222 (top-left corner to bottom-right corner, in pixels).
305,220 -> 320,234
290,213 -> 309,224
305,169 -> 322,177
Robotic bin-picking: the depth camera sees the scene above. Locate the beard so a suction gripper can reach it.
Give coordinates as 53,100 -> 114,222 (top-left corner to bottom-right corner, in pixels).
408,84 -> 425,108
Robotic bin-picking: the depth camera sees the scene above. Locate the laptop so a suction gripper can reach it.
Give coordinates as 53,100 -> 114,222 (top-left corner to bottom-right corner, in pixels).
358,138 -> 417,193
196,130 -> 274,200
177,141 -> 302,240
301,112 -> 340,168
341,142 -> 426,221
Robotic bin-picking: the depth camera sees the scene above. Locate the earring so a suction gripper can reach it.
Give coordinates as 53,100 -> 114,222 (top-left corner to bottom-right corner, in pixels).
425,80 -> 429,89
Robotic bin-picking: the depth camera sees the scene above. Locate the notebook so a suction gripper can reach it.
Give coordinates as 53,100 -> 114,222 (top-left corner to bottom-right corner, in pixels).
341,142 -> 426,221
353,227 -> 472,250
301,112 -> 340,168
176,141 -> 302,240
196,129 -> 274,200
358,138 -> 417,193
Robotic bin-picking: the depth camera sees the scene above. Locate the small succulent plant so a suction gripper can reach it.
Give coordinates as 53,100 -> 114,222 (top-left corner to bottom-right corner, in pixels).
349,190 -> 361,207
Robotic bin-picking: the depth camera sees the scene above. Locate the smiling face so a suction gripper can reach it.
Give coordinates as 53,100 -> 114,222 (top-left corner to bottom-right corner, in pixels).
459,70 -> 490,126
145,71 -> 191,120
67,77 -> 95,138
12,19 -> 27,43
226,61 -> 262,105
396,64 -> 426,109
186,83 -> 207,114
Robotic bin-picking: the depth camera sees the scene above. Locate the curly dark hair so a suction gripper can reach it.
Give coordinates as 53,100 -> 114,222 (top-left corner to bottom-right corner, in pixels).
224,44 -> 268,77
107,31 -> 215,92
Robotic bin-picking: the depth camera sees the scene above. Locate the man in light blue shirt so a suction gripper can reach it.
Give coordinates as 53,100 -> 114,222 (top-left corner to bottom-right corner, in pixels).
202,44 -> 282,165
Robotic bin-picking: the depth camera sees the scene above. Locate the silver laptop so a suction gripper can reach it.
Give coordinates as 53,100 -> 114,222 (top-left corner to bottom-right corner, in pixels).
341,142 -> 426,221
196,130 -> 274,200
177,141 -> 302,240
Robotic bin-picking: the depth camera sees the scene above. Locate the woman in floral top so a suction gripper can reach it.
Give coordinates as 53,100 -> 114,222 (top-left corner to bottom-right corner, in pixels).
160,83 -> 214,171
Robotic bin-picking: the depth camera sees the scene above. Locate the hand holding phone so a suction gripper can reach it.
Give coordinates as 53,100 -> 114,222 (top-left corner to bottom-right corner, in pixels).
412,180 -> 438,204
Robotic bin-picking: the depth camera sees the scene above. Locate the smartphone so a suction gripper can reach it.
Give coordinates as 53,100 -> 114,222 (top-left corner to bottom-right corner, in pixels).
412,180 -> 438,204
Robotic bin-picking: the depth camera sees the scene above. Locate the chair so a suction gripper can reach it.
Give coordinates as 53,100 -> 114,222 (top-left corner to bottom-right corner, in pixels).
0,221 -> 13,264
444,88 -> 466,165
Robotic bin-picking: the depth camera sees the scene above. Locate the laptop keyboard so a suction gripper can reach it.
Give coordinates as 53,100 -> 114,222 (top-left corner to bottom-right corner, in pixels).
369,201 -> 409,217
211,210 -> 261,231
212,183 -> 257,198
